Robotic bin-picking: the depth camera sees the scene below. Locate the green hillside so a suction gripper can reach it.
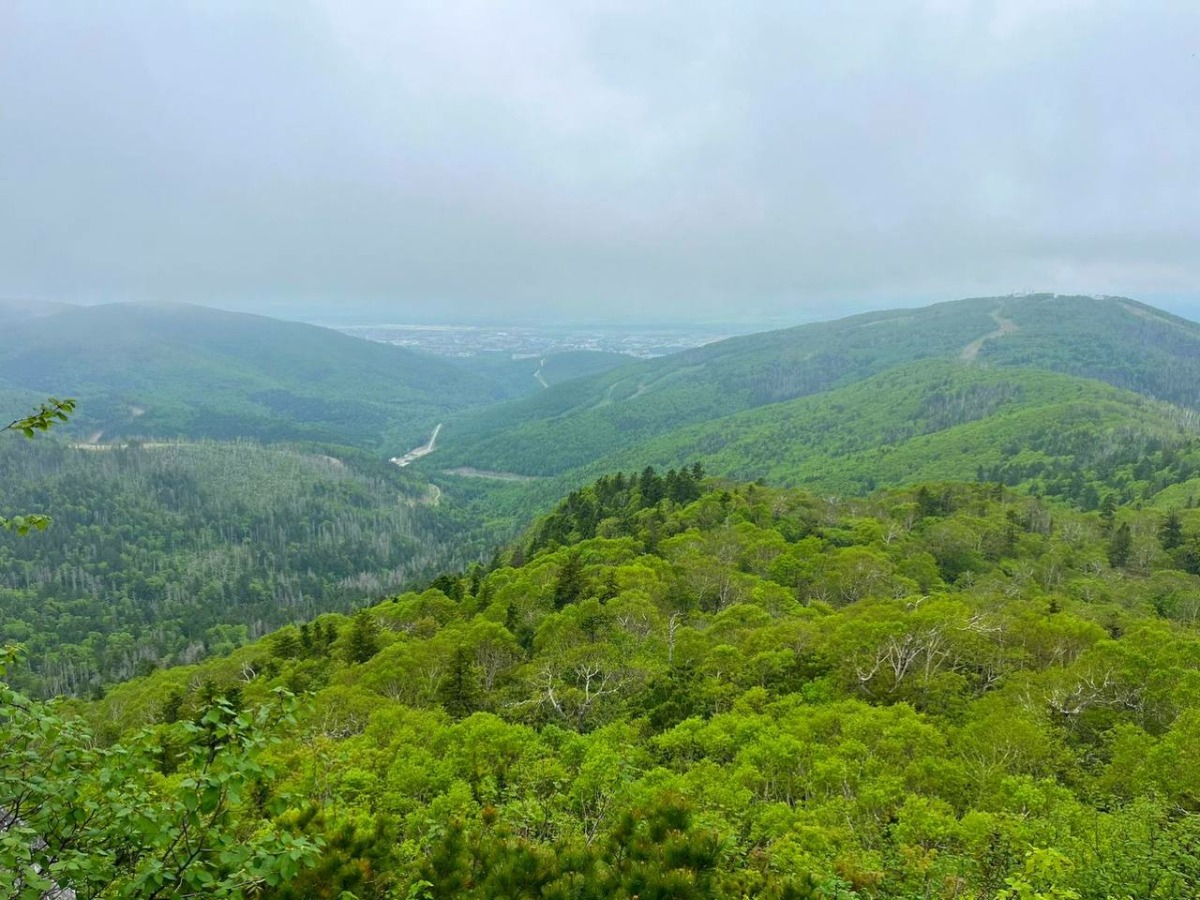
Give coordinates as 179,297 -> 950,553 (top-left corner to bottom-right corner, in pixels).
436,298 -> 998,473
591,362 -> 1200,501
19,474 -> 1200,898
0,302 -> 503,451
976,294 -> 1200,408
437,295 -> 1200,476
10,297 -> 1199,701
0,439 -> 493,696
445,349 -> 634,399
427,363 -> 1200,540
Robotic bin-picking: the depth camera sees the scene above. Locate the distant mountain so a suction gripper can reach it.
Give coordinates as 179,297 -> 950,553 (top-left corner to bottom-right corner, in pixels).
436,295 -> 1200,476
0,297 -> 77,323
0,301 -> 505,451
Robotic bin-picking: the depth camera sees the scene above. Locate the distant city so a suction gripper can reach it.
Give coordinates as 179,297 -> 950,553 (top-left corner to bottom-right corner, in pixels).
331,323 -> 755,359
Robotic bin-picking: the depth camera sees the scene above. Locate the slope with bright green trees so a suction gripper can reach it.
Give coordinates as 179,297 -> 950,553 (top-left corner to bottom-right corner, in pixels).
435,294 -> 1200,478
11,471 -> 1196,898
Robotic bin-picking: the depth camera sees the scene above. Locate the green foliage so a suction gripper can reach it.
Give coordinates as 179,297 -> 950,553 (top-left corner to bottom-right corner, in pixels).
1161,509 -> 1184,549
996,848 -> 1082,900
1,397 -> 75,536
77,474 -> 1200,898
3,398 -> 77,439
1108,521 -> 1133,568
575,362 -> 1200,506
0,646 -> 319,897
18,295 -> 1200,896
552,551 -> 586,610
0,441 -> 490,695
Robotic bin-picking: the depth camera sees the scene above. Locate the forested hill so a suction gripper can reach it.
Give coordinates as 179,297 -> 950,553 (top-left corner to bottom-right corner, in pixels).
444,349 -> 635,399
0,440 -> 495,696
0,301 -> 504,450
436,294 -> 1200,476
30,472 -> 1200,898
581,362 -> 1200,502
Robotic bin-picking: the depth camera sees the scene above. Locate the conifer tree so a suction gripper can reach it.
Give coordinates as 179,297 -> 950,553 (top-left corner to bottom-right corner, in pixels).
1160,509 -> 1184,550
344,609 -> 380,664
1100,493 -> 1118,527
639,466 -> 665,505
437,646 -> 481,719
553,551 -> 586,609
1108,521 -> 1133,568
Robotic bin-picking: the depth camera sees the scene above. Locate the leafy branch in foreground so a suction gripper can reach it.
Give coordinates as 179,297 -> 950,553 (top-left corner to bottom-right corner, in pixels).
3,398 -> 77,439
1,398 -> 75,535
0,647 -> 319,898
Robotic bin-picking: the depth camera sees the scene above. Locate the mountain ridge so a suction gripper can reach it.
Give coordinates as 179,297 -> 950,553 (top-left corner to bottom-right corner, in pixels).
0,301 -> 506,451
435,294 -> 1200,477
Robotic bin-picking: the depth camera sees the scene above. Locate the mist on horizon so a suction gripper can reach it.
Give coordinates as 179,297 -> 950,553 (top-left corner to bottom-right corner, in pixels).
3,2 -> 1199,323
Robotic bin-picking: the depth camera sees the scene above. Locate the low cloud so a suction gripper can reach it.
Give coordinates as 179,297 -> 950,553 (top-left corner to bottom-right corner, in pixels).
2,1 -> 1198,322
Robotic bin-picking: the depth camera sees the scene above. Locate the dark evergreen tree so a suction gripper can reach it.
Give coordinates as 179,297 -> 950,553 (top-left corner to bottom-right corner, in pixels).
271,629 -> 301,660
1100,492 -> 1118,527
437,646 -> 481,719
1108,522 -> 1133,568
599,570 -> 620,603
429,573 -> 464,600
916,486 -> 940,518
639,466 -> 665,505
344,610 -> 381,664
1160,509 -> 1184,550
553,551 -> 586,609
319,620 -> 340,652
158,689 -> 185,725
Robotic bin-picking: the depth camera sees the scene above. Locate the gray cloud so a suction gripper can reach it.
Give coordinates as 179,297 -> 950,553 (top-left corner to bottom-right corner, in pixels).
2,1 -> 1198,323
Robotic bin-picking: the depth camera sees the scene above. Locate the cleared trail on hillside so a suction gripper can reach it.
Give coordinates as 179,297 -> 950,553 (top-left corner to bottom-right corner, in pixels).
960,310 -> 1018,362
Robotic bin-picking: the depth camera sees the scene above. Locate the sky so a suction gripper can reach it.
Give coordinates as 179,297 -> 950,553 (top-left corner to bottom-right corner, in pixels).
2,1 -> 1199,325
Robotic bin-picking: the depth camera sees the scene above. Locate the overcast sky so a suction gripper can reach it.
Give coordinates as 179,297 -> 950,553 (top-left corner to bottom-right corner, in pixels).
2,1 -> 1198,324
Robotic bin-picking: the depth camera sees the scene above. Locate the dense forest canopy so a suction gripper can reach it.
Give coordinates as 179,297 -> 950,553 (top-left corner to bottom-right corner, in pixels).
6,471 -> 1197,898
0,440 -> 496,696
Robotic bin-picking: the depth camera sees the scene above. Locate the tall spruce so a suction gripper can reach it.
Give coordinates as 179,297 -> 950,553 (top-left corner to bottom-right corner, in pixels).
344,609 -> 381,664
553,550 -> 586,609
